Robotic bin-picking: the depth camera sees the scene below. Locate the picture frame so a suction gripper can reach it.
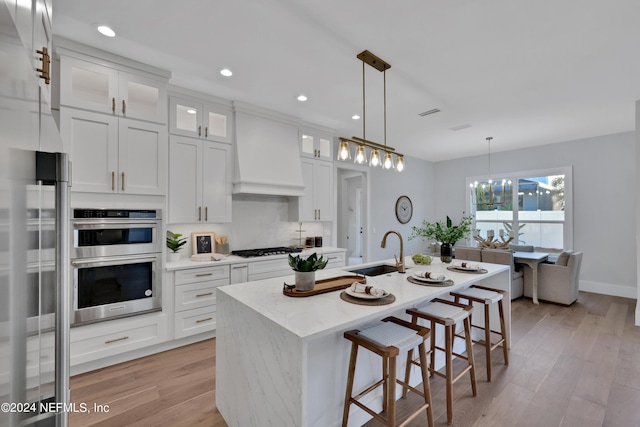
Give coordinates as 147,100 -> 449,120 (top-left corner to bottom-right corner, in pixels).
191,231 -> 215,255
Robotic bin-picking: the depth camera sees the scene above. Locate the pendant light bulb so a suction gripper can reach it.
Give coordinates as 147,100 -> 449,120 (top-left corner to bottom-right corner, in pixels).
369,149 -> 381,167
396,155 -> 404,172
383,152 -> 394,169
337,141 -> 351,161
354,145 -> 367,164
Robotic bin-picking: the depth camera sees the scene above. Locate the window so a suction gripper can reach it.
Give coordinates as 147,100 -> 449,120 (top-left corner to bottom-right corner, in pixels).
467,167 -> 572,253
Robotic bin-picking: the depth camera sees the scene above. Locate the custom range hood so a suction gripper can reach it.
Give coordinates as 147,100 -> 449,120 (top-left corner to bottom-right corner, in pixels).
233,102 -> 305,196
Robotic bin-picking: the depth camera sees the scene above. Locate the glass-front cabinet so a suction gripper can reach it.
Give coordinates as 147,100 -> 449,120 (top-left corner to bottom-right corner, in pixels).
169,96 -> 232,144
299,130 -> 332,160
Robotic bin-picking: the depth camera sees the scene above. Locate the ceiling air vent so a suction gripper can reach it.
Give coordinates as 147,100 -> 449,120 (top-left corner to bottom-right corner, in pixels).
449,123 -> 472,131
418,108 -> 440,117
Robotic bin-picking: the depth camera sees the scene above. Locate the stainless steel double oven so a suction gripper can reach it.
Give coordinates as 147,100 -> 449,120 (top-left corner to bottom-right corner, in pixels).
71,209 -> 162,326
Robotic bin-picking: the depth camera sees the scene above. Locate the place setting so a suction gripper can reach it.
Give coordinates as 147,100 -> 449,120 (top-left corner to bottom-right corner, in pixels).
339,279 -> 396,305
446,261 -> 488,274
407,270 -> 455,287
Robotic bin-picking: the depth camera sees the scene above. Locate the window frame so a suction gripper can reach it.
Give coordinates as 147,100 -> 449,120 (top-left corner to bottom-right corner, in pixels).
466,166 -> 573,251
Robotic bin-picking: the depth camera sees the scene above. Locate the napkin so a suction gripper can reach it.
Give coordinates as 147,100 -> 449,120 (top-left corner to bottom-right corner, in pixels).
452,261 -> 480,270
414,271 -> 446,281
350,282 -> 385,297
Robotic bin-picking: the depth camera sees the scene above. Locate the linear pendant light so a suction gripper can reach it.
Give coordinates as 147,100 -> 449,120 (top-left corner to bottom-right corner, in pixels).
338,50 -> 404,172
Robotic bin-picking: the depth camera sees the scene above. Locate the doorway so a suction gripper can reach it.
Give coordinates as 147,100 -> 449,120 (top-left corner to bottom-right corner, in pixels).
337,168 -> 367,265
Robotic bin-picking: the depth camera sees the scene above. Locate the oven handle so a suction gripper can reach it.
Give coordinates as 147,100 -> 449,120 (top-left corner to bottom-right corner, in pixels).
73,220 -> 160,227
71,254 -> 160,266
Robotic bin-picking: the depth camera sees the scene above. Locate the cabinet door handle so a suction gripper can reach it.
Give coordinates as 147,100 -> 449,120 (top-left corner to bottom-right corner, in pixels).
36,47 -> 51,84
327,256 -> 337,260
318,209 -> 320,220
121,172 -> 125,191
198,206 -> 202,221
232,265 -> 248,269
122,99 -> 126,115
198,126 -> 201,137
195,272 -> 213,277
196,292 -> 213,297
205,206 -> 208,221
111,171 -> 115,191
205,127 -> 208,138
105,336 -> 129,344
112,98 -> 116,113
196,317 -> 213,324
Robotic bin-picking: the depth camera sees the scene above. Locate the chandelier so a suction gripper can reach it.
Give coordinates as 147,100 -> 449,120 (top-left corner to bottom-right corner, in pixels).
337,50 -> 404,172
469,137 -> 512,207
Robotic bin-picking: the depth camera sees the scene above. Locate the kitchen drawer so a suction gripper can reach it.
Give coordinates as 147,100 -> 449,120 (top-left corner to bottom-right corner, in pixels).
248,258 -> 291,281
174,306 -> 216,339
324,252 -> 345,269
174,279 -> 226,312
175,265 -> 229,285
70,313 -> 166,366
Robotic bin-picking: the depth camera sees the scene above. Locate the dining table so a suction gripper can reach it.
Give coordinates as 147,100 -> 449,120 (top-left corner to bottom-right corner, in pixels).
513,251 -> 550,304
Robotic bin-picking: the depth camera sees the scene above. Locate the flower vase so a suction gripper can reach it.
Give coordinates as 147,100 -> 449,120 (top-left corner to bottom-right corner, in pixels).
294,271 -> 316,291
440,243 -> 453,263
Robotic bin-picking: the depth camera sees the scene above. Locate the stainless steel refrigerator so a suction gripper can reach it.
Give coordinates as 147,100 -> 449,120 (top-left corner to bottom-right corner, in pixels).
1,1 -> 71,426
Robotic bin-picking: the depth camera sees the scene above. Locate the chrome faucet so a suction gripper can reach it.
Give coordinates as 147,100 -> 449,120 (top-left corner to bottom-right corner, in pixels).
380,230 -> 405,273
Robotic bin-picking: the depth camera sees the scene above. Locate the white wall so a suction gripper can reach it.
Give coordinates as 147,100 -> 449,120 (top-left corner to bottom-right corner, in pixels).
366,156 -> 435,262
434,131 -> 637,298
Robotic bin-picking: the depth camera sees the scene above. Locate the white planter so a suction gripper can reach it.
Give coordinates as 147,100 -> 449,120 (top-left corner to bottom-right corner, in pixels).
294,271 -> 316,291
168,252 -> 181,262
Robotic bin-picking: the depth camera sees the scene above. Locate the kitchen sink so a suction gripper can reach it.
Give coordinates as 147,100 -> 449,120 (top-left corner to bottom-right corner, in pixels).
347,264 -> 400,276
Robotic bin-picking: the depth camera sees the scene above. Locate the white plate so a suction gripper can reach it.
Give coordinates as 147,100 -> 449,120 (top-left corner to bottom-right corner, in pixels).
344,288 -> 388,300
411,274 -> 445,283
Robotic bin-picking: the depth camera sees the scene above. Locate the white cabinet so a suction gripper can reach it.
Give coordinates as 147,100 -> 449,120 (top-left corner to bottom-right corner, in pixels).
60,108 -> 167,195
230,263 -> 249,284
289,158 -> 334,221
300,130 -> 332,161
70,313 -> 167,366
248,258 -> 292,281
324,251 -> 346,269
59,55 -> 167,124
168,135 -> 232,223
169,96 -> 232,144
174,265 -> 229,339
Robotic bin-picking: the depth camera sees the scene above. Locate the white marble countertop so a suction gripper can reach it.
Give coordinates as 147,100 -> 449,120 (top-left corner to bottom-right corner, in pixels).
165,246 -> 347,272
217,257 -> 510,341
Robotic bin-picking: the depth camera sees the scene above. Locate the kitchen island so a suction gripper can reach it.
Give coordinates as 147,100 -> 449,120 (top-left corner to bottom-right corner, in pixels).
216,257 -> 510,427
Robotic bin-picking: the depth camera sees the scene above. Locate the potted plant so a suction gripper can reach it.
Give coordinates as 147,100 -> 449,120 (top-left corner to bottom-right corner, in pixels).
409,214 -> 474,263
288,252 -> 329,291
166,230 -> 187,262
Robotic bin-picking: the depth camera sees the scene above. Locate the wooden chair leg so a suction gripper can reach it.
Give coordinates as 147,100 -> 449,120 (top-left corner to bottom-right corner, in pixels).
342,342 -> 358,427
382,356 -> 388,413
429,320 -> 436,377
484,304 -> 492,381
445,324 -> 453,424
418,342 -> 434,427
387,355 -> 396,427
403,348 -> 413,398
463,317 -> 477,396
499,299 -> 509,365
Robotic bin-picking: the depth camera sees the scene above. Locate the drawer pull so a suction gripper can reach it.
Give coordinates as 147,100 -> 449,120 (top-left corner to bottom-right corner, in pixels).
232,265 -> 248,269
196,292 -> 213,297
327,257 -> 337,260
105,336 -> 129,344
195,273 -> 213,277
196,317 -> 213,324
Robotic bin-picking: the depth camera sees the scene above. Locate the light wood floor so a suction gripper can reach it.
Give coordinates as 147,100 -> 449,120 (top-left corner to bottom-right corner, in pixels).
69,292 -> 639,426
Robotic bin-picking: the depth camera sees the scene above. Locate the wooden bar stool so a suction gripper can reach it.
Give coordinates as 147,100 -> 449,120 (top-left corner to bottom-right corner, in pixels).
450,284 -> 509,381
406,298 -> 476,425
342,316 -> 434,427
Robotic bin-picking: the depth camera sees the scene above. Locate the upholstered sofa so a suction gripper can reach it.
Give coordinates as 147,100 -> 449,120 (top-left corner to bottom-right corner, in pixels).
523,250 -> 583,305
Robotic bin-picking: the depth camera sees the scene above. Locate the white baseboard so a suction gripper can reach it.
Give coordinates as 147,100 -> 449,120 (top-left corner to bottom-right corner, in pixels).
579,280 -> 637,299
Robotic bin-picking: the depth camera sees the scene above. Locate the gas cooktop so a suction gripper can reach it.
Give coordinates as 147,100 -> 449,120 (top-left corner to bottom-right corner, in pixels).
231,247 -> 302,258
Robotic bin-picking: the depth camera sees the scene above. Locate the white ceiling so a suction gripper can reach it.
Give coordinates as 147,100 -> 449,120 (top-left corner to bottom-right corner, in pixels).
53,0 -> 640,162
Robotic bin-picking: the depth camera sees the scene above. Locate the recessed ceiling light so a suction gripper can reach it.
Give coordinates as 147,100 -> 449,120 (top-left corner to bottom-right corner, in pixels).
352,115 -> 360,120
220,68 -> 233,77
186,109 -> 197,114
97,25 -> 116,38
297,95 -> 308,102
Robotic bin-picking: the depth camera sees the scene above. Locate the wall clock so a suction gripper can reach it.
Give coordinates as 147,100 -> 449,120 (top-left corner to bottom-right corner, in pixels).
395,195 -> 413,224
